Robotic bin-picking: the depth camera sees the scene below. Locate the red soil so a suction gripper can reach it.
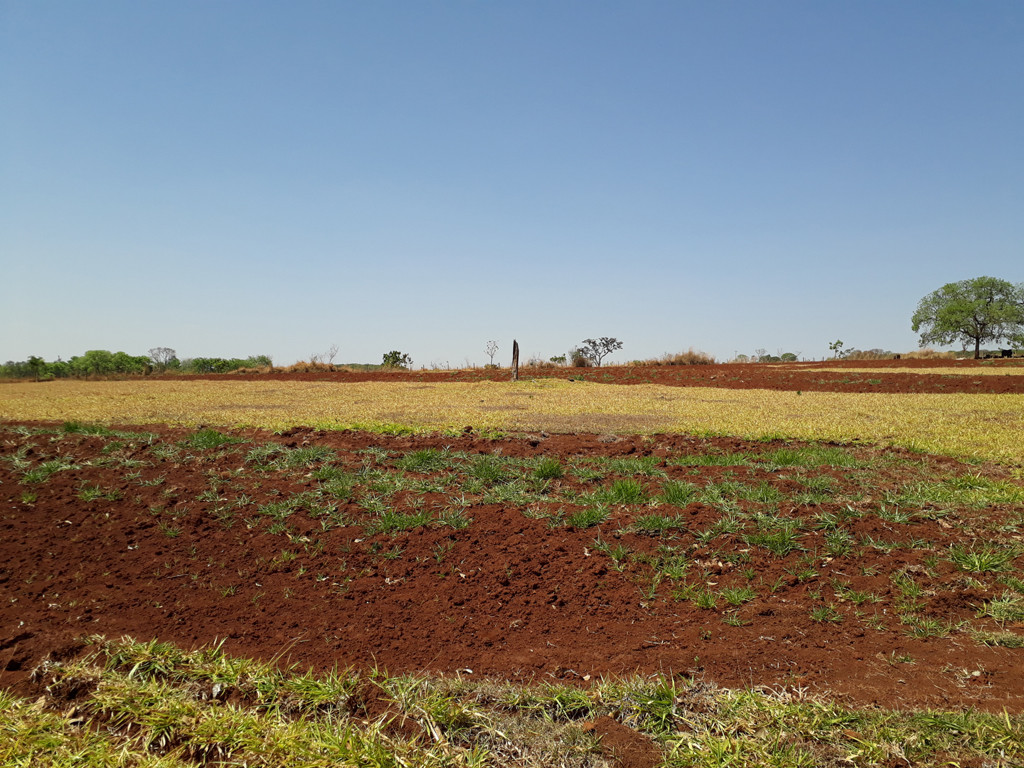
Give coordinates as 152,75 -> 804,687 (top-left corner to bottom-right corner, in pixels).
165,358 -> 1024,394
2,424 -> 1022,720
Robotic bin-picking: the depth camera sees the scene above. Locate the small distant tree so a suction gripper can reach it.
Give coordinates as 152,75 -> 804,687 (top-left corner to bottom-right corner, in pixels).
27,355 -> 45,381
326,344 -> 339,365
149,347 -> 178,371
912,277 -> 1024,359
828,340 -> 847,359
550,354 -> 567,365
485,340 -> 499,366
382,350 -> 412,369
579,337 -> 623,367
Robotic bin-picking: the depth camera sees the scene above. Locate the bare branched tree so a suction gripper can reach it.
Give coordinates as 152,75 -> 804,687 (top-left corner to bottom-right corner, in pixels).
148,347 -> 177,370
485,340 -> 499,366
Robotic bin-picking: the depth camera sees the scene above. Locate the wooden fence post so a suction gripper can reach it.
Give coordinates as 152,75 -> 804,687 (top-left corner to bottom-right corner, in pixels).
511,340 -> 519,381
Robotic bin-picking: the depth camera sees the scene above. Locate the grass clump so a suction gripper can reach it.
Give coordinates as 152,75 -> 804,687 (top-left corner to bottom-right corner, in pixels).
566,505 -> 610,529
631,512 -> 686,537
948,543 -> 1018,573
183,428 -> 243,451
659,480 -> 698,507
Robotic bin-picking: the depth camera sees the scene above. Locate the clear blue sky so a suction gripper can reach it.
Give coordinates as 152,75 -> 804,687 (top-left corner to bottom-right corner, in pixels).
3,2 -> 1022,367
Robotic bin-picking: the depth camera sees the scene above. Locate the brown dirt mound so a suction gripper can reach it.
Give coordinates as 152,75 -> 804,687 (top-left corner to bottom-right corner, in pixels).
1,423 -> 1022,716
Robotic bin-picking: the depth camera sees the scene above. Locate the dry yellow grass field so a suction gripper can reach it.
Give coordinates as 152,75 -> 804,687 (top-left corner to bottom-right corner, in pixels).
2,379 -> 1022,466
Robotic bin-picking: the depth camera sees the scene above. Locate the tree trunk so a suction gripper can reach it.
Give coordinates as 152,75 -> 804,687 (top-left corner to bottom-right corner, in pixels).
511,340 -> 519,382
975,337 -> 981,359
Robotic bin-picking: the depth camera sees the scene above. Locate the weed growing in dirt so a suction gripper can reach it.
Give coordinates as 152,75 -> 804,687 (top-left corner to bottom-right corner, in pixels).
182,428 -> 243,451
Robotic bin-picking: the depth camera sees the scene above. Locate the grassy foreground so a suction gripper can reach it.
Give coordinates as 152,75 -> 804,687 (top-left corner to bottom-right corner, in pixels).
2,379 -> 1023,465
7,636 -> 1021,768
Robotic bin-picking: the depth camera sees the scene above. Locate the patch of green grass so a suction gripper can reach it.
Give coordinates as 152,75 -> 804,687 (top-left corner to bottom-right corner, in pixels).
8,635 -> 1024,768
744,514 -> 803,557
972,630 -> 1024,648
21,457 -> 79,484
437,506 -> 472,529
631,512 -> 685,536
670,451 -> 752,467
759,445 -> 864,470
566,505 -> 610,529
948,543 -> 1018,573
658,480 -> 698,507
596,455 -> 666,477
891,475 -> 1024,509
809,604 -> 843,623
719,586 -> 757,606
77,483 -> 122,502
979,591 -> 1024,625
364,509 -> 433,535
395,448 -> 455,473
467,454 -> 512,485
901,615 -> 952,639
182,428 -> 243,451
532,456 -> 565,481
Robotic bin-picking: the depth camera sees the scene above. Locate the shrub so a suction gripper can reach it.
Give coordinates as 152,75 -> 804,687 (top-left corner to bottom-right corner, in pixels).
659,348 -> 716,366
382,351 -> 413,369
568,348 -> 592,367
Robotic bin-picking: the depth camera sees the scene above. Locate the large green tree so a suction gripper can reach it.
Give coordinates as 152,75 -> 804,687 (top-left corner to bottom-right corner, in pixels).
911,277 -> 1024,359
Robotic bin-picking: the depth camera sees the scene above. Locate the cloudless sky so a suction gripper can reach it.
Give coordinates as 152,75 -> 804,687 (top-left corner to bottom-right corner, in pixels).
2,1 -> 1022,367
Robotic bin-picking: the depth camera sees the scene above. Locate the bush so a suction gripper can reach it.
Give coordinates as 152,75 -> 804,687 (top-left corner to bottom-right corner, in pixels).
659,348 -> 716,366
568,348 -> 592,367
382,351 -> 412,369
904,349 -> 957,360
845,349 -> 896,360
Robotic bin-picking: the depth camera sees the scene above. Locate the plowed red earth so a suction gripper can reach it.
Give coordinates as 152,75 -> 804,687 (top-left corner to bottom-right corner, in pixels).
169,358 -> 1024,394
2,423 -> 1022,720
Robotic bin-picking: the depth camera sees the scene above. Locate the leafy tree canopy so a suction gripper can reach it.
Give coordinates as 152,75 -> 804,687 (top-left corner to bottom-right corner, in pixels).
911,276 -> 1024,359
579,337 -> 623,367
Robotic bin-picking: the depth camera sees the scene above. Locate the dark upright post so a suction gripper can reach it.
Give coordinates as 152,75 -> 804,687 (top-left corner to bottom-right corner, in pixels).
511,340 -> 519,382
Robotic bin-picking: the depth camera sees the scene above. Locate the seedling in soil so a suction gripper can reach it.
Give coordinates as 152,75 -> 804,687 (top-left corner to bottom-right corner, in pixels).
979,592 -> 1024,625
719,586 -> 757,606
436,507 -> 472,529
592,537 -> 630,565
901,616 -> 953,639
77,484 -> 121,502
810,604 -> 843,623
824,529 -> 855,558
691,589 -> 718,610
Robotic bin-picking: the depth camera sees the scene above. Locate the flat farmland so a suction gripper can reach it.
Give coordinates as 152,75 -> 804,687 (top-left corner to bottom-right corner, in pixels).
2,361 -> 1023,767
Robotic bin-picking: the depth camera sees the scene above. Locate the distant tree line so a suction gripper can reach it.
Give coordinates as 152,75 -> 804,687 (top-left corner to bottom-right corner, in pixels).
0,348 -> 272,380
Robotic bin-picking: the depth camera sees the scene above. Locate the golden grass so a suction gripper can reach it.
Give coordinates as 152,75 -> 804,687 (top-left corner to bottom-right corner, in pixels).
2,379 -> 1022,464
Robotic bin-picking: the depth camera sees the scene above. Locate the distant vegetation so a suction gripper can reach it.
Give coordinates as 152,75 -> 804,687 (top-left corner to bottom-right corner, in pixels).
0,349 -> 272,380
